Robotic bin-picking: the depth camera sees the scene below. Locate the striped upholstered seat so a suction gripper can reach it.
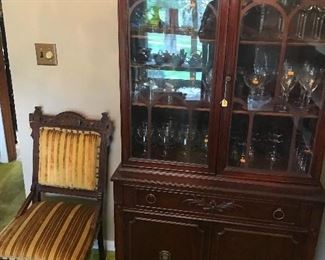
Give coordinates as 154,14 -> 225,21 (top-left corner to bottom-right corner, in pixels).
0,107 -> 113,260
0,201 -> 98,260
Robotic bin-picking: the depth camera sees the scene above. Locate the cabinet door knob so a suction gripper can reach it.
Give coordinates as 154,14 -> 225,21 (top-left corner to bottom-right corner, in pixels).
145,193 -> 157,204
273,208 -> 285,221
159,250 -> 171,260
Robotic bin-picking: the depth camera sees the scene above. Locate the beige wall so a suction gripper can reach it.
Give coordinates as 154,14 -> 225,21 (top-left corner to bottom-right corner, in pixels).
2,0 -> 325,256
2,0 -> 121,241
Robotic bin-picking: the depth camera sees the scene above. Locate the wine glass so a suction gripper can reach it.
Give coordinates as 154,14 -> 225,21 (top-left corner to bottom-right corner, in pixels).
244,65 -> 267,97
295,142 -> 312,174
157,119 -> 177,158
135,122 -> 149,156
298,63 -> 320,107
177,124 -> 194,161
268,132 -> 283,170
280,61 -> 297,111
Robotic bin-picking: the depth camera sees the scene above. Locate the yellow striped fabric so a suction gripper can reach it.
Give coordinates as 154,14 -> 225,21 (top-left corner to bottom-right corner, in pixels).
38,127 -> 101,191
0,201 -> 98,260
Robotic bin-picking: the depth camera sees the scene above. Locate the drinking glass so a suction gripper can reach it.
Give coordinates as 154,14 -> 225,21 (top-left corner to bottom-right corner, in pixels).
298,62 -> 319,107
136,122 -> 149,156
268,132 -> 283,169
244,65 -> 267,97
157,119 -> 177,158
177,124 -> 195,160
280,61 -> 297,110
296,142 -> 312,174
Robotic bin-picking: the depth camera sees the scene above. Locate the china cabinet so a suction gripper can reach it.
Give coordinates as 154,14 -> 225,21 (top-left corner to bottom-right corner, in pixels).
112,0 -> 325,259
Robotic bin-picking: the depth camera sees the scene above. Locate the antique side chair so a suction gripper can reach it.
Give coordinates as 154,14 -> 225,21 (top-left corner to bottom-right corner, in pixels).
0,107 -> 113,260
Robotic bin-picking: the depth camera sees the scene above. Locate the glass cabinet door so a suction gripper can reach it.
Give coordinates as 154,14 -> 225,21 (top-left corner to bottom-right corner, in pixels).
128,0 -> 220,164
227,0 -> 325,175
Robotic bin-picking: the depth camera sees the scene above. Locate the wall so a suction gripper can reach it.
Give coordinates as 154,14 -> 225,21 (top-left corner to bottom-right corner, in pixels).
2,0 -> 325,256
2,0 -> 120,243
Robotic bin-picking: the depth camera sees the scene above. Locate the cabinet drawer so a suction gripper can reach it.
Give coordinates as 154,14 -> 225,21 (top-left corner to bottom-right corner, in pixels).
132,188 -> 303,226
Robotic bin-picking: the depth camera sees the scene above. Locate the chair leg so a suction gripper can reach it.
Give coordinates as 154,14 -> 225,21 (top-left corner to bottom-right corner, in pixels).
98,225 -> 106,260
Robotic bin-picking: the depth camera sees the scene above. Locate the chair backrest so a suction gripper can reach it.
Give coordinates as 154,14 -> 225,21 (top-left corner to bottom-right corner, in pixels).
29,107 -> 113,200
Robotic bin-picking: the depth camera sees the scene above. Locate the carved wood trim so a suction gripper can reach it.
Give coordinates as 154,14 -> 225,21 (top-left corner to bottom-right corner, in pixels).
183,196 -> 243,213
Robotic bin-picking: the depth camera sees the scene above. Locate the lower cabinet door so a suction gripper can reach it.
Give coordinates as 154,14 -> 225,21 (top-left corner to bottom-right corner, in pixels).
212,224 -> 307,260
124,213 -> 210,260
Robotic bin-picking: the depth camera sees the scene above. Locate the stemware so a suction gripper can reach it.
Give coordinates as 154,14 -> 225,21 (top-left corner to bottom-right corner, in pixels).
135,122 -> 149,156
157,118 -> 177,158
267,132 -> 283,170
194,128 -> 209,160
177,124 -> 195,160
295,142 -> 312,174
298,62 -> 319,107
243,65 -> 267,97
280,61 -> 297,111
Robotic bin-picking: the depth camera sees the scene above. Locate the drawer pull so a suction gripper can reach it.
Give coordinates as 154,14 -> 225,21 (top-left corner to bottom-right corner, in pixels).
183,196 -> 242,213
273,208 -> 285,221
145,193 -> 157,204
159,250 -> 171,260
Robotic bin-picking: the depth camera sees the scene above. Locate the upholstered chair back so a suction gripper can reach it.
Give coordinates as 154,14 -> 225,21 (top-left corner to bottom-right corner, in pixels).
38,127 -> 101,191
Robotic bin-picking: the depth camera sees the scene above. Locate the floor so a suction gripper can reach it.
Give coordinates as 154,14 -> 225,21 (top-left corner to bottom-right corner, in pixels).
0,160 -> 25,230
0,160 -> 115,260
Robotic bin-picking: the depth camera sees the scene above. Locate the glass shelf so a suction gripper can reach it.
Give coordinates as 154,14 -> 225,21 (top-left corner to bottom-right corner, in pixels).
131,62 -> 203,72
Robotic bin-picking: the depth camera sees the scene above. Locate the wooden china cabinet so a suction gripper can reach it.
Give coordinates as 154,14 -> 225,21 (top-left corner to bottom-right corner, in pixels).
112,0 -> 325,259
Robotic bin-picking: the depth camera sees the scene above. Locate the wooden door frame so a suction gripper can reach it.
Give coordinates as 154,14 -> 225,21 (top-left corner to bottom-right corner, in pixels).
0,47 -> 16,162
0,4 -> 16,162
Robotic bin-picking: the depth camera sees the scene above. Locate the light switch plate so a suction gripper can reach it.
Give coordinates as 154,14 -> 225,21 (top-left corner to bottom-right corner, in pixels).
35,43 -> 58,66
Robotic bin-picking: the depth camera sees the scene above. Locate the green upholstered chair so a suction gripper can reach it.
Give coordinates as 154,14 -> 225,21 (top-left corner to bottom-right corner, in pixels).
0,107 -> 113,260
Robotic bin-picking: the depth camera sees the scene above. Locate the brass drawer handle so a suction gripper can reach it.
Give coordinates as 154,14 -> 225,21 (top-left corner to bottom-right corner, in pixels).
145,193 -> 157,204
273,208 -> 285,221
159,250 -> 171,260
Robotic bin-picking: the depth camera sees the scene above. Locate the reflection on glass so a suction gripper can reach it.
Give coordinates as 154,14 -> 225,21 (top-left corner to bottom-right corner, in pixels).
129,0 -> 218,163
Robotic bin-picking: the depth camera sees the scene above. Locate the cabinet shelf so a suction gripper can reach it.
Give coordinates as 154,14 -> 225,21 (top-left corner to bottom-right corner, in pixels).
233,108 -> 319,119
131,33 -> 215,43
240,39 -> 325,47
287,39 -> 325,46
131,62 -> 202,72
131,26 -> 198,36
132,101 -> 210,112
240,40 -> 282,46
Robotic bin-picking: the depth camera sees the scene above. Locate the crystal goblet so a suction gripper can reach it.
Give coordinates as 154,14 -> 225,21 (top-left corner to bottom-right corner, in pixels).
298,63 -> 319,107
280,62 -> 297,111
243,66 -> 267,97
